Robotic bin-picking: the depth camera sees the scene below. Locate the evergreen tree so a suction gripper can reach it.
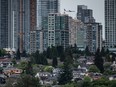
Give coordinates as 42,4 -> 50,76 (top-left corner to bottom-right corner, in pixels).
58,57 -> 73,85
60,53 -> 65,62
0,49 -> 1,57
57,46 -> 63,57
72,44 -> 78,53
50,46 -> 58,67
25,61 -> 33,75
65,47 -> 73,58
11,58 -> 16,66
46,47 -> 51,59
52,57 -> 58,67
85,46 -> 91,56
14,75 -> 41,87
34,50 -> 41,64
21,50 -> 27,57
31,50 -> 48,65
94,48 -> 104,73
42,50 -> 47,57
51,46 -> 58,58
100,47 -> 105,57
16,48 -> 20,60
0,49 -> 6,57
40,53 -> 48,65
106,48 -> 109,54
57,46 -> 65,62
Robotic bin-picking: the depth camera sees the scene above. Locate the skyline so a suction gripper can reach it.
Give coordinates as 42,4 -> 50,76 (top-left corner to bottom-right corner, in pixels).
0,0 -> 106,53
61,0 -> 105,38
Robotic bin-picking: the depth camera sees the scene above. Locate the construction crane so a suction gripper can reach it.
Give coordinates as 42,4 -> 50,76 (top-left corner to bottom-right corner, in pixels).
64,9 -> 75,14
19,0 -> 24,53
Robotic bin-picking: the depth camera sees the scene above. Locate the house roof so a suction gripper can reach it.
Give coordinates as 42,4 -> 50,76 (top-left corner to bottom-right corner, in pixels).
0,58 -> 11,62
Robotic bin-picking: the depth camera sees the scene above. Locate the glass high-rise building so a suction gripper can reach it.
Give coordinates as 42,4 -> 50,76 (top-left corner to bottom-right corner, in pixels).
105,0 -> 116,48
77,5 -> 95,23
47,13 -> 69,49
10,0 -> 30,52
0,0 -> 30,52
77,5 -> 102,52
36,0 -> 59,30
33,0 -> 59,52
0,0 -> 11,48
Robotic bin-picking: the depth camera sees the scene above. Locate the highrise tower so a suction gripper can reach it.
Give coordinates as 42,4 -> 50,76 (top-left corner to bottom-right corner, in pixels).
11,0 -> 30,53
0,0 -> 11,49
105,0 -> 116,48
77,5 -> 95,23
30,0 -> 59,53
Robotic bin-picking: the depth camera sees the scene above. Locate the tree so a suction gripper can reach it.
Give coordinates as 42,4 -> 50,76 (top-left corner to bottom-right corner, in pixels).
57,46 -> 65,62
14,75 -> 41,87
25,61 -> 34,75
46,47 -> 51,59
39,53 -> 48,65
0,67 -> 3,74
106,48 -> 109,54
51,46 -> 58,58
82,76 -> 91,87
89,65 -> 100,73
0,49 -> 6,57
11,58 -> 17,66
90,78 -> 110,87
49,46 -> 58,67
101,47 -> 105,57
18,61 -> 33,75
52,57 -> 58,67
16,49 -> 21,60
58,58 -> 73,85
57,46 -> 64,57
65,47 -> 73,58
43,66 -> 53,73
34,50 -> 41,64
110,80 -> 116,87
21,50 -> 27,57
62,82 -> 78,87
71,44 -> 78,53
30,50 -> 48,65
18,61 -> 27,70
60,51 -> 65,62
85,46 -> 91,56
0,49 -> 1,57
94,48 -> 104,73
32,50 -> 41,64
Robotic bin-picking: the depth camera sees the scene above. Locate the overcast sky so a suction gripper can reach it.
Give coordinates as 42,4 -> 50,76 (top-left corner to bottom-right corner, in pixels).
60,0 -> 104,38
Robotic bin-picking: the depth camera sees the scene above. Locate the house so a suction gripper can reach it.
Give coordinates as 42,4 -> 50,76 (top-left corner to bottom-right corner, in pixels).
3,68 -> 22,77
109,75 -> 116,80
111,61 -> 116,71
52,68 -> 62,78
0,58 -> 13,68
35,72 -> 52,79
88,72 -> 102,80
35,72 -> 53,85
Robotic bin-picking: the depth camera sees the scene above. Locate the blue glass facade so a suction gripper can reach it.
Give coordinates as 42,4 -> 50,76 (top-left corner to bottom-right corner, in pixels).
0,0 -> 9,48
36,0 -> 59,51
48,13 -> 69,49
